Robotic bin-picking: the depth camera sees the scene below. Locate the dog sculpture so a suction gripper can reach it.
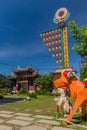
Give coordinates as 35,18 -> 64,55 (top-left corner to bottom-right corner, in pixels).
54,70 -> 87,124
54,87 -> 72,115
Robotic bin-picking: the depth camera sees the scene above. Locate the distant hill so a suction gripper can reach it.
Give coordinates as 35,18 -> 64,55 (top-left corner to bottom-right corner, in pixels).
0,74 -> 7,80
0,74 -> 11,86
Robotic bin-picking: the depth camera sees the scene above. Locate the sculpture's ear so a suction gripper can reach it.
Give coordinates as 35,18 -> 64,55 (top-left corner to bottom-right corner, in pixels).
61,74 -> 68,84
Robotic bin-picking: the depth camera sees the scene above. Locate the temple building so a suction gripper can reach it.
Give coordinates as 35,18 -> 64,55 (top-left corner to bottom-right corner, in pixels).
8,65 -> 38,92
53,67 -> 73,81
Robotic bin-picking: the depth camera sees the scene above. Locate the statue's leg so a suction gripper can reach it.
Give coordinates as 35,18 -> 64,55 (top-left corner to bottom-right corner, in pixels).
63,96 -> 85,124
56,98 -> 62,113
82,100 -> 86,118
56,105 -> 59,113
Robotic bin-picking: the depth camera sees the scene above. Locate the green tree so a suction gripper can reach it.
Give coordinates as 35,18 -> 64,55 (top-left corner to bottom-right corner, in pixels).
68,20 -> 87,80
80,59 -> 87,80
68,20 -> 87,56
36,74 -> 53,93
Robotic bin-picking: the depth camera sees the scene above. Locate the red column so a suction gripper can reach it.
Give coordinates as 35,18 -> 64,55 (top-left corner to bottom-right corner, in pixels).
16,84 -> 19,93
33,83 -> 36,91
26,82 -> 29,91
11,84 -> 13,91
18,84 -> 21,91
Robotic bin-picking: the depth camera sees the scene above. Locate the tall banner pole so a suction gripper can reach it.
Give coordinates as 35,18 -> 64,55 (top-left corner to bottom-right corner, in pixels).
40,7 -> 70,69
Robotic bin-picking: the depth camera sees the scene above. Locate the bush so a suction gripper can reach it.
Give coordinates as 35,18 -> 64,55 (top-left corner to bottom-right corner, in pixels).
19,89 -> 27,95
27,92 -> 37,98
36,90 -> 46,95
0,88 -> 12,96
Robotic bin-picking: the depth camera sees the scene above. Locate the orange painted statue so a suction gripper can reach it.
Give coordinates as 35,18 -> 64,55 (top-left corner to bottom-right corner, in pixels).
53,69 -> 87,124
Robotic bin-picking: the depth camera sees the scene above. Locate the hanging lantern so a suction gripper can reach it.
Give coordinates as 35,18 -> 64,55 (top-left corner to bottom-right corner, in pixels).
64,55 -> 68,59
56,53 -> 58,57
56,60 -> 58,64
65,63 -> 69,67
52,53 -> 55,57
65,59 -> 68,63
64,51 -> 68,55
56,46 -> 58,49
48,47 -> 51,52
64,46 -> 68,50
59,53 -> 62,56
46,43 -> 49,46
52,47 -> 54,51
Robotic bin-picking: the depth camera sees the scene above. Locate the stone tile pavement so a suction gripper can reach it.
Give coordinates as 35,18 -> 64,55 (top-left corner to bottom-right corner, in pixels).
0,110 -> 86,130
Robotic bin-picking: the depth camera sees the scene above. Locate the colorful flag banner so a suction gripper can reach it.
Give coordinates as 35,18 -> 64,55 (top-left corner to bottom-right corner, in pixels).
40,8 -> 70,69
40,27 -> 69,68
63,27 -> 69,68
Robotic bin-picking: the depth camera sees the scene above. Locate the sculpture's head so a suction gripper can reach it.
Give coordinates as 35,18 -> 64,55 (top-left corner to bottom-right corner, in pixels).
53,73 -> 68,88
57,87 -> 67,96
53,70 -> 76,89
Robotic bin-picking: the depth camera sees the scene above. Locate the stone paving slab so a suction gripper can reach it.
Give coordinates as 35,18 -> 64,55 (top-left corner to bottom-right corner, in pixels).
15,112 -> 33,117
0,119 -> 4,123
0,111 -> 14,114
37,119 -> 60,125
6,119 -> 32,126
0,110 -> 85,130
20,125 -> 47,130
15,116 -> 35,121
0,125 -> 12,130
0,113 -> 13,118
52,126 -> 75,130
24,109 -> 31,112
34,115 -> 53,120
34,110 -> 43,113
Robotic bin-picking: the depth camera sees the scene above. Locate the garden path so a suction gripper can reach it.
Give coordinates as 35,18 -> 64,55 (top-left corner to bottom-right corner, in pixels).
0,110 -> 85,130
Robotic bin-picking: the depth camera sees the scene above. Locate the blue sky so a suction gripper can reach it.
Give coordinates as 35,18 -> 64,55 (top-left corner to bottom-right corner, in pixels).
0,0 -> 87,76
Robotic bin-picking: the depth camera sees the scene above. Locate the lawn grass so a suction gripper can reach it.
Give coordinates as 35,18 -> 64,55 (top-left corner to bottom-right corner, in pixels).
0,95 -> 57,116
0,94 -> 87,128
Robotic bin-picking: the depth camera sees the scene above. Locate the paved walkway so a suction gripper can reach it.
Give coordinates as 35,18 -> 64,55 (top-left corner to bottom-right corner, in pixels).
0,110 -> 86,130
